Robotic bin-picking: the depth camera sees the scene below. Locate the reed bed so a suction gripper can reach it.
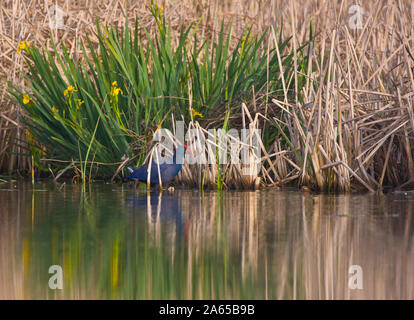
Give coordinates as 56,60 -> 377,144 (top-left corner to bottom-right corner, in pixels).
1,0 -> 414,191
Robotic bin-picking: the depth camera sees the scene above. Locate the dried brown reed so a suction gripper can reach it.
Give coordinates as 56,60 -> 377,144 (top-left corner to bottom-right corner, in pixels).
263,0 -> 414,191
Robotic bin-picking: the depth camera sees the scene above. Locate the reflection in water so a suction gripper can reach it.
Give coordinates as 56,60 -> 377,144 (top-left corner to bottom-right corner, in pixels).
1,183 -> 414,299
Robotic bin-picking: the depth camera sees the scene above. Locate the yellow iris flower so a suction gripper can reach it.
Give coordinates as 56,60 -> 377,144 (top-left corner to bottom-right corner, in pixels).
191,108 -> 204,119
74,99 -> 84,106
113,87 -> 123,96
17,41 -> 30,53
22,94 -> 34,105
110,81 -> 123,98
64,85 -> 78,97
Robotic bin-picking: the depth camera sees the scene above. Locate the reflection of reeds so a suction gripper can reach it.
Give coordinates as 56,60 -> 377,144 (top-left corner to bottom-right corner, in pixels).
0,184 -> 28,299
1,184 -> 414,299
300,193 -> 414,299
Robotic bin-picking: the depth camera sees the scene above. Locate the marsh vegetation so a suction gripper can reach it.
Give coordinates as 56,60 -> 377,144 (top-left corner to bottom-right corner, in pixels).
1,0 -> 414,192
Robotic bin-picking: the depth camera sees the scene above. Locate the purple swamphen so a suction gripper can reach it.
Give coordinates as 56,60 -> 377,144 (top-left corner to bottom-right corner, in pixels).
125,145 -> 188,187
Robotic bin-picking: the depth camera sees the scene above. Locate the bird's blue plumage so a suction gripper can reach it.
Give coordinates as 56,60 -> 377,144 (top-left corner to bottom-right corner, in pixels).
125,145 -> 187,186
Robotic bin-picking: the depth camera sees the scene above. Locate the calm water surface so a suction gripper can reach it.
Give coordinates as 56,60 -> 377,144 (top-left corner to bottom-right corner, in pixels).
1,182 -> 414,299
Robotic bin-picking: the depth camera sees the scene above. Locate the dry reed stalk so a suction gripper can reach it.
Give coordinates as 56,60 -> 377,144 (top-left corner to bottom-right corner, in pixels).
259,0 -> 414,191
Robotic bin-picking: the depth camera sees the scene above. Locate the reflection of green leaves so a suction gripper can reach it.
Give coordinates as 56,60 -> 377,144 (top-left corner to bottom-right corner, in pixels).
22,188 -> 279,299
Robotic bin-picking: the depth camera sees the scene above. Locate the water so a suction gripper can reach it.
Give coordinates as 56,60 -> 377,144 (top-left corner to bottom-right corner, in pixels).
1,182 -> 414,299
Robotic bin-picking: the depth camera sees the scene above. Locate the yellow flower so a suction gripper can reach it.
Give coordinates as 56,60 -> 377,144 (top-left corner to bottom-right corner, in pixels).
74,99 -> 84,106
64,85 -> 78,97
17,41 -> 30,53
23,94 -> 34,105
51,106 -> 60,120
112,81 -> 118,87
50,107 -> 58,120
240,35 -> 248,53
74,99 -> 84,111
25,129 -> 33,141
191,108 -> 203,119
114,87 -> 123,96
